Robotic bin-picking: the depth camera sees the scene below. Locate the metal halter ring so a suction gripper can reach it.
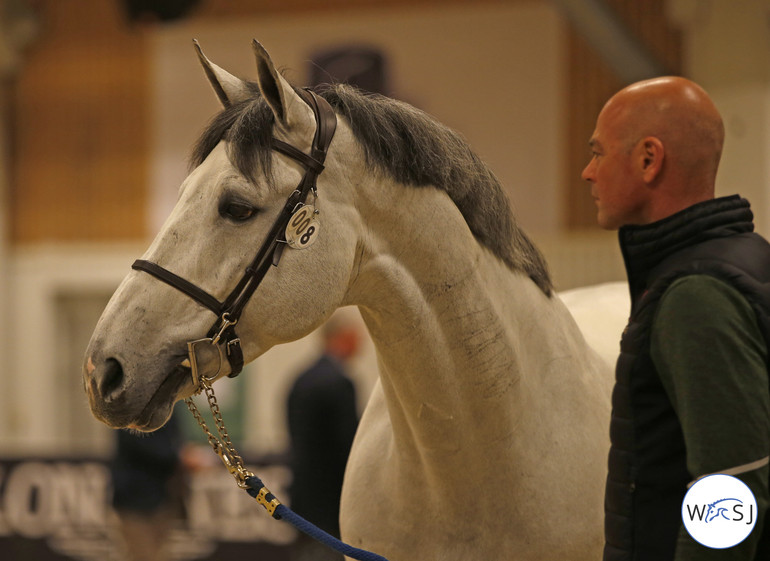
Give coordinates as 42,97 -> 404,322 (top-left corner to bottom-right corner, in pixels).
186,338 -> 224,393
186,313 -> 239,392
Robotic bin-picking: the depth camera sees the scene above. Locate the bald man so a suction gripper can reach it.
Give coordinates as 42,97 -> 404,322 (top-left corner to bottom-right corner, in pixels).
583,77 -> 770,560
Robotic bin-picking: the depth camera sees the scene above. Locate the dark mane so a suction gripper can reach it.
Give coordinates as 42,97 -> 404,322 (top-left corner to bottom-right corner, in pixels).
191,83 -> 551,295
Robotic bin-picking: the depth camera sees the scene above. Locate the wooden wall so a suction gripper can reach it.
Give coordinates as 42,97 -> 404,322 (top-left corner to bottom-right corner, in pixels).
11,0 -> 149,242
194,0 -> 498,17
8,0 -> 681,242
565,0 -> 682,229
7,0 -> 507,244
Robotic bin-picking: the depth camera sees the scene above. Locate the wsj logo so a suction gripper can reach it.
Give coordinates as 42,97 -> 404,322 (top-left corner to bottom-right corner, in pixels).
685,497 -> 754,525
682,474 -> 757,549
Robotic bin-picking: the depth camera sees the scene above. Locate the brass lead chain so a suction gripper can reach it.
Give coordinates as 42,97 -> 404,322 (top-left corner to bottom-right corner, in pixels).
183,395 -> 219,449
202,380 -> 245,467
184,380 -> 254,489
184,377 -> 284,519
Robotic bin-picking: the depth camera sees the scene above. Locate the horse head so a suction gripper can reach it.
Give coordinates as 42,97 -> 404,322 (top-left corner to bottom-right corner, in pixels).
83,40 -> 362,431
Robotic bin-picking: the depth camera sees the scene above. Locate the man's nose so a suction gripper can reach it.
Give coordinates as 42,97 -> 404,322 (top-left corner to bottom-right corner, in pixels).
581,161 -> 595,182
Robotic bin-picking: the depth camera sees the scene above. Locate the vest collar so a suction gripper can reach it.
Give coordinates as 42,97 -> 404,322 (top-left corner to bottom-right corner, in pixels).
618,195 -> 754,301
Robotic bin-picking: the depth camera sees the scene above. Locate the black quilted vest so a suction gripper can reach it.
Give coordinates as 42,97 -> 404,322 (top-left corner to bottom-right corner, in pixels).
604,195 -> 770,561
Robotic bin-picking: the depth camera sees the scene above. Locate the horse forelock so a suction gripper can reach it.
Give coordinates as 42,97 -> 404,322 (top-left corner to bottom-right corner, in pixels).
190,81 -> 276,186
189,81 -> 552,295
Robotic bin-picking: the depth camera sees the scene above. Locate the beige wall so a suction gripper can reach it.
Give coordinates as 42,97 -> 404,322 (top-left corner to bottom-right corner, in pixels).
148,3 -> 567,453
149,2 -> 566,235
4,0 -> 770,456
670,0 -> 770,237
0,2 -> 576,456
10,0 -> 149,244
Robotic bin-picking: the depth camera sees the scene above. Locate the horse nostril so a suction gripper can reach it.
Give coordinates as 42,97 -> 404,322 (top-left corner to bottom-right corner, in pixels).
99,358 -> 125,399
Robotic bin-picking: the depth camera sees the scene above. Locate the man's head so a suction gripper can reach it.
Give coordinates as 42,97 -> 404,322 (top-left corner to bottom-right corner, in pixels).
582,76 -> 725,230
322,310 -> 361,362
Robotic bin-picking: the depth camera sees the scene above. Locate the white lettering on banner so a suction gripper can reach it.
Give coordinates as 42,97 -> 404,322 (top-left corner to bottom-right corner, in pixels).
50,463 -> 109,531
4,461 -> 55,538
0,459 -> 296,560
1,462 -> 109,539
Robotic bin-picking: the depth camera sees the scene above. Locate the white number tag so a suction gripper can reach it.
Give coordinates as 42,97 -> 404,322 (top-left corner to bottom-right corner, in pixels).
285,205 -> 320,249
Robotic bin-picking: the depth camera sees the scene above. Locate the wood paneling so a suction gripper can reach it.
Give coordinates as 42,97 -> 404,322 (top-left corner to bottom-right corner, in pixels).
565,0 -> 682,230
11,0 -> 149,242
193,0 -> 515,18
9,0 -> 683,241
565,28 -> 624,230
607,0 -> 682,74
5,0 -> 526,244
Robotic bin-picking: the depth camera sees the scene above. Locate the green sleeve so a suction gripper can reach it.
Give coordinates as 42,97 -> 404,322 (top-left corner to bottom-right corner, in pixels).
651,274 -> 769,560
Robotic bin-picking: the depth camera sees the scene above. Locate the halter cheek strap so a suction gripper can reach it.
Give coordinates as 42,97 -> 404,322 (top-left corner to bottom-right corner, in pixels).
132,88 -> 337,390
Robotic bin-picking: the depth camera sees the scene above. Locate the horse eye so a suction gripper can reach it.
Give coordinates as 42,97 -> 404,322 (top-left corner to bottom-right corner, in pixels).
220,201 -> 258,222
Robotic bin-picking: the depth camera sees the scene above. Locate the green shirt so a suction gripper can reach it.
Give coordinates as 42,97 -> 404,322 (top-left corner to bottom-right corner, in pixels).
651,274 -> 770,560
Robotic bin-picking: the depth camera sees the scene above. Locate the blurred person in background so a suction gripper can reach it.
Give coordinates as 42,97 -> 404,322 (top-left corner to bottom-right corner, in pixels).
287,313 -> 361,561
111,408 -> 186,561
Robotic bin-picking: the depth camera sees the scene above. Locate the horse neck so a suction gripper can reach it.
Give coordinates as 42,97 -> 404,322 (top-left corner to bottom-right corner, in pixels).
346,182 -> 561,458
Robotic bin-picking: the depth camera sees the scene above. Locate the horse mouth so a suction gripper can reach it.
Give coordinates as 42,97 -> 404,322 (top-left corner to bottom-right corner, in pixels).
99,341 -> 225,431
129,362 -> 192,431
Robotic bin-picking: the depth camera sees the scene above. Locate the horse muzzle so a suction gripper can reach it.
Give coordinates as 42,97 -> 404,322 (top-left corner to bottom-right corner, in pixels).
83,350 -> 195,430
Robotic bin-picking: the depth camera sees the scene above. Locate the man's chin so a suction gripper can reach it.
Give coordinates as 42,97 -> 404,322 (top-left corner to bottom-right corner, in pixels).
596,210 -> 621,231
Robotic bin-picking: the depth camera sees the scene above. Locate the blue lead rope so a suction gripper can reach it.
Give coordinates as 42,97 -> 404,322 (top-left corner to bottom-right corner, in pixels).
244,475 -> 390,561
183,388 -> 387,559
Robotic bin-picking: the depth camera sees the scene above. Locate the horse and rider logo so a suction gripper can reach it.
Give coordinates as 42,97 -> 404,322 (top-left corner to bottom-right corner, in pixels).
685,496 -> 752,524
681,474 -> 757,549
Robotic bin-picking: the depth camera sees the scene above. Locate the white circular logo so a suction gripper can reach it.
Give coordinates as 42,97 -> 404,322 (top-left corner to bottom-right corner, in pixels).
682,474 -> 757,549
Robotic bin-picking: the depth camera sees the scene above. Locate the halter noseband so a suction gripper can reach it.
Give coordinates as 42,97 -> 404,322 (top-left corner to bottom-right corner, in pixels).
132,88 -> 337,392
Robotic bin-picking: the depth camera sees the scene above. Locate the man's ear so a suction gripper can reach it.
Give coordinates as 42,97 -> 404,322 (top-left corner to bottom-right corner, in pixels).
639,137 -> 664,183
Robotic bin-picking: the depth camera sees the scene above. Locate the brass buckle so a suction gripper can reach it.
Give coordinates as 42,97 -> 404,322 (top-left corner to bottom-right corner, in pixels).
212,440 -> 254,489
211,312 -> 237,345
186,313 -> 238,393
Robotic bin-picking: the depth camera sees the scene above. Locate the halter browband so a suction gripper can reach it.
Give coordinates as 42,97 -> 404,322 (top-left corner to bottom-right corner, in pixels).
132,88 -> 337,389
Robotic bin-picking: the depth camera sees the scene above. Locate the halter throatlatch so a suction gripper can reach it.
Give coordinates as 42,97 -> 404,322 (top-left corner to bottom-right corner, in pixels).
132,88 -> 337,392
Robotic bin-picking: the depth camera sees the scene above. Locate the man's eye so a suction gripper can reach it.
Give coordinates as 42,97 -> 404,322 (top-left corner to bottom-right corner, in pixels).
221,202 -> 258,221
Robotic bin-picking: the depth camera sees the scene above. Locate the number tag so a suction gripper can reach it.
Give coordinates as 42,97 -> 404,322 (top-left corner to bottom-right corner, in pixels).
285,205 -> 320,249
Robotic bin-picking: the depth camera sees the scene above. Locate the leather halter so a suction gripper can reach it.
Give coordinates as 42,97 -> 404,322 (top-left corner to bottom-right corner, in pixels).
132,88 -> 337,391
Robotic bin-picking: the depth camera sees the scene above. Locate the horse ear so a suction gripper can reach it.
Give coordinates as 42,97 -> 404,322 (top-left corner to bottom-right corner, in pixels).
251,39 -> 305,129
193,40 -> 251,108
